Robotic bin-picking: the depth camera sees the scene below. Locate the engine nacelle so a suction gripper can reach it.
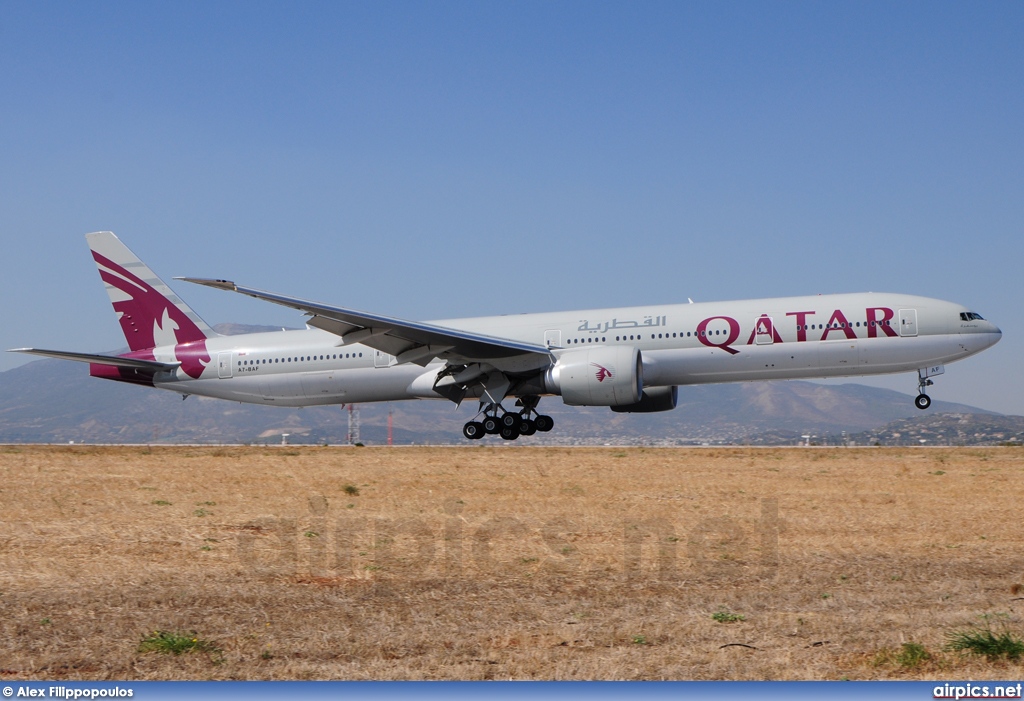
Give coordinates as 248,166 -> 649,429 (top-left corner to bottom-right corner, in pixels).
546,346 -> 642,406
610,386 -> 678,413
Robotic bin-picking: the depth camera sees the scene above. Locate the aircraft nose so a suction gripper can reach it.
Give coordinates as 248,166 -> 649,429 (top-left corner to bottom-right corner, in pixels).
985,322 -> 1002,347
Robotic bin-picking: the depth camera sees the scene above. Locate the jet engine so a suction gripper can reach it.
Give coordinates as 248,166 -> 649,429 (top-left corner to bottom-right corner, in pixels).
610,385 -> 678,413
546,346 -> 642,406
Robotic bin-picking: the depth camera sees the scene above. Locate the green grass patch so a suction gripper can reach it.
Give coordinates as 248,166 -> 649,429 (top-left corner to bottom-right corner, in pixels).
343,484 -> 360,496
152,500 -> 172,506
711,608 -> 745,623
139,630 -> 221,658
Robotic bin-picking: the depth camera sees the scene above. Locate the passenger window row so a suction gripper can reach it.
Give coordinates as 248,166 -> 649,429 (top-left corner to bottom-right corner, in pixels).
238,352 -> 364,367
565,319 -> 896,345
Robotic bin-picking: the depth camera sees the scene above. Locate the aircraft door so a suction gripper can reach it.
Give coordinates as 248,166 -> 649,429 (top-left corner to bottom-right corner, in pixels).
544,330 -> 561,348
218,352 -> 233,379
374,350 -> 393,368
898,309 -> 918,337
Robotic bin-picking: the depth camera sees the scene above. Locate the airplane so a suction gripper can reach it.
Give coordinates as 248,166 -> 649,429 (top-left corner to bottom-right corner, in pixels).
10,232 -> 1002,441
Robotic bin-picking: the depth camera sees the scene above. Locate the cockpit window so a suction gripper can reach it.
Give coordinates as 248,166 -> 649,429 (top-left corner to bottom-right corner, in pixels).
960,312 -> 985,321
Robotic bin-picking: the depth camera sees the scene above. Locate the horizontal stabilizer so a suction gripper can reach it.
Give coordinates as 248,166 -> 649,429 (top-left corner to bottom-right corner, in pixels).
8,348 -> 180,372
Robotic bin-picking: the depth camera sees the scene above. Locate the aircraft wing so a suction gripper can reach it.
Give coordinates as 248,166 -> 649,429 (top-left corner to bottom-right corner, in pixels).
9,348 -> 181,371
177,278 -> 551,366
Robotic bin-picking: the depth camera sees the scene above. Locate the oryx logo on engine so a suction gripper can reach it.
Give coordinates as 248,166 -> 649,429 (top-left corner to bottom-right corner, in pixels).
591,363 -> 613,382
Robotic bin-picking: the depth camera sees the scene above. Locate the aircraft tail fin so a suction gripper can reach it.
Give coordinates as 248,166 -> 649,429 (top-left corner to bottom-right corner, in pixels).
86,231 -> 217,352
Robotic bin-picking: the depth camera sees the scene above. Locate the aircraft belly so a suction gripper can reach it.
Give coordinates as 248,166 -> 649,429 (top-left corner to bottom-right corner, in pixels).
642,334 -> 972,386
338,367 -> 426,402
299,371 -> 345,399
857,335 -> 963,370
818,340 -> 860,370
155,375 -> 268,402
153,364 -> 425,407
643,344 -> 814,385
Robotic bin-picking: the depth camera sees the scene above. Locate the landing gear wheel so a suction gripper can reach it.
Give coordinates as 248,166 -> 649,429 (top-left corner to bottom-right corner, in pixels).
500,413 -> 518,429
482,416 -> 501,434
534,414 -> 554,432
518,418 -> 537,436
499,425 -> 520,440
463,421 -> 485,440
915,394 -> 931,410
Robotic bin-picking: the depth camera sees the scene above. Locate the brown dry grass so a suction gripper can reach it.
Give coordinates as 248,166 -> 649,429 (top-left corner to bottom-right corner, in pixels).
2,444 -> 1024,680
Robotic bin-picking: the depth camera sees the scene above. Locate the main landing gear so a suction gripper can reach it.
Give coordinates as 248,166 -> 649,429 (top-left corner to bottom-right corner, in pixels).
462,396 -> 554,441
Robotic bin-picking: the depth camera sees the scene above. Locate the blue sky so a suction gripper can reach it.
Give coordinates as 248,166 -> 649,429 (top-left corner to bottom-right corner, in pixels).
2,1 -> 1021,413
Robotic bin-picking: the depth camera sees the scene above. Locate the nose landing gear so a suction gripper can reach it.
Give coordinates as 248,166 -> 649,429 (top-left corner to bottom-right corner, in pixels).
914,366 -> 943,410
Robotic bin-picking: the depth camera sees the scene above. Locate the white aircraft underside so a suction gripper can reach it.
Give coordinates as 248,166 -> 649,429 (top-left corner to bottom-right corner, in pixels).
11,233 -> 1002,441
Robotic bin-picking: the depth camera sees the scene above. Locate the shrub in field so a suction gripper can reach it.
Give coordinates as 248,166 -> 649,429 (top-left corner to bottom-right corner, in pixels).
896,642 -> 931,667
946,622 -> 1024,661
872,642 -> 931,668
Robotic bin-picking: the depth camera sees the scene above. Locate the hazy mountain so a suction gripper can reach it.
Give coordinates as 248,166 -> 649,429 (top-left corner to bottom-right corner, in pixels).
848,413 -> 1024,446
0,323 -> 1003,445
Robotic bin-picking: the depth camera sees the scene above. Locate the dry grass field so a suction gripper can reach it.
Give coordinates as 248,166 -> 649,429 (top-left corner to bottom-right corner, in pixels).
2,444 -> 1024,680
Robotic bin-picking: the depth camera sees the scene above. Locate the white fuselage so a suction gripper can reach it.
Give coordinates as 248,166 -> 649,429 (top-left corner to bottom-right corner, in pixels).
146,292 -> 1001,408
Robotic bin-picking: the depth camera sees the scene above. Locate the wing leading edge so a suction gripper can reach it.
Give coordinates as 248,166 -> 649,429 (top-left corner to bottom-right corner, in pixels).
176,278 -> 552,367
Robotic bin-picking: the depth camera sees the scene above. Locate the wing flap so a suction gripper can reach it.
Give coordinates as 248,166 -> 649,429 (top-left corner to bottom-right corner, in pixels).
305,315 -> 363,339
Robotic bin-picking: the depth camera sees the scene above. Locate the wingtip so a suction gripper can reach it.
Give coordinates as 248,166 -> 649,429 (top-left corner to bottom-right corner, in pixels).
175,277 -> 238,291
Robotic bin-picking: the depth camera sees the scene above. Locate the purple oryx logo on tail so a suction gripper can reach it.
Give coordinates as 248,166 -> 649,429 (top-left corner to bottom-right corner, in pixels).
92,251 -> 210,379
